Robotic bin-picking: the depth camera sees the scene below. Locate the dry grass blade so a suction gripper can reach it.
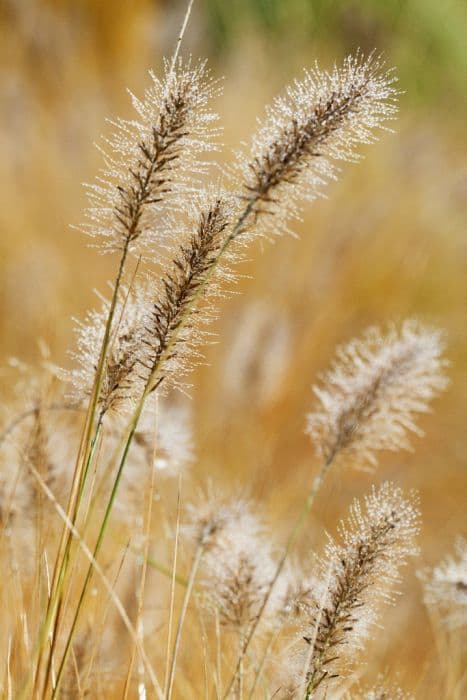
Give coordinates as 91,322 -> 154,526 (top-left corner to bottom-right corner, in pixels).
23,464 -> 164,700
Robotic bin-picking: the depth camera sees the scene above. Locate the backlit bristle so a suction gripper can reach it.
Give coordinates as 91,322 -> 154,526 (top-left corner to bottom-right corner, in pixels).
81,59 -> 221,254
306,320 -> 448,469
236,53 -> 398,239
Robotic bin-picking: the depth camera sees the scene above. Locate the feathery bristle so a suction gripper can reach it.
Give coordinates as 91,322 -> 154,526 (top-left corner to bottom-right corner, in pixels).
297,483 -> 420,694
419,537 -> 467,630
184,492 -> 280,631
237,53 -> 398,239
306,320 -> 448,469
81,58 -> 221,254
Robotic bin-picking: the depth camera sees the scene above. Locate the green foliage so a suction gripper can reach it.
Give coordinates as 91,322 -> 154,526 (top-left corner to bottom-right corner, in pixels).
203,0 -> 467,106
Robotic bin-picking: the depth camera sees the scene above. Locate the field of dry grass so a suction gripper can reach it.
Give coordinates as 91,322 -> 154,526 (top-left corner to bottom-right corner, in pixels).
0,1 -> 465,698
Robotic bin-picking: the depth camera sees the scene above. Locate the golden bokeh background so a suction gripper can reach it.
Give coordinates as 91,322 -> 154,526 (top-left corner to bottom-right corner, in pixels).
1,0 -> 466,695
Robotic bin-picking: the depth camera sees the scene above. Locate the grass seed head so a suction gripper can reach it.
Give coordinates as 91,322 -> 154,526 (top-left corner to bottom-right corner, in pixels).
306,320 -> 448,469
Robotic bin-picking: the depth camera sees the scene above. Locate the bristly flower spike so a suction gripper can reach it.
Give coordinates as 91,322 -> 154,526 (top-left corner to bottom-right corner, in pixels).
298,482 -> 420,695
139,191 -> 234,393
69,191 -> 233,413
237,52 -> 399,239
186,494 -> 280,632
306,320 -> 448,469
81,58 -> 221,254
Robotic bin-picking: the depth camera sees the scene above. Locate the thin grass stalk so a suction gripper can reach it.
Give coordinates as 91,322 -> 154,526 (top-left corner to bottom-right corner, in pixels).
169,0 -> 195,74
23,463 -> 164,699
247,627 -> 282,699
302,564 -> 333,699
6,536 -> 28,689
37,415 -> 104,698
41,416 -> 104,692
45,415 -> 150,695
51,394 -> 148,697
123,422 -> 159,700
6,637 -> 12,700
146,554 -> 188,587
164,479 -> 182,696
193,592 -> 211,700
69,647 -> 83,698
80,542 -> 130,694
32,356 -> 115,698
237,632 -> 245,700
167,542 -> 205,700
215,610 -> 222,699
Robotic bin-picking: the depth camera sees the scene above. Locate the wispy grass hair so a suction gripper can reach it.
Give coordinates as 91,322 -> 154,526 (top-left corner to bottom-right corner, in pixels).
237,52 -> 398,239
306,320 -> 448,469
81,58 -> 221,255
297,482 -> 420,695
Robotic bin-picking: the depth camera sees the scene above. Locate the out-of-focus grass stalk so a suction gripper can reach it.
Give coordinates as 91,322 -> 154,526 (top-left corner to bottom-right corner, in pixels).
167,541 -> 205,700
81,543 -> 131,693
163,480 -> 182,696
247,627 -> 282,699
122,410 -> 159,699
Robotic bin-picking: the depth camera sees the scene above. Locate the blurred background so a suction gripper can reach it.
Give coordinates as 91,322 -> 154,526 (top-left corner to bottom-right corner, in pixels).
0,0 -> 466,693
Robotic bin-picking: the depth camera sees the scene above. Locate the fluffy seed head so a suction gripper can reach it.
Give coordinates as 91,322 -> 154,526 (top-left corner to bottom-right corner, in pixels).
306,320 -> 448,469
200,507 -> 278,631
139,192 -> 233,392
295,483 -> 420,694
419,538 -> 467,630
68,194 -> 233,411
184,491 -> 280,631
237,52 -> 398,239
81,58 -> 221,254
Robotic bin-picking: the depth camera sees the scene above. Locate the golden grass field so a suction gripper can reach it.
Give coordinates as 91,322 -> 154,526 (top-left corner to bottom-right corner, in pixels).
0,1 -> 466,697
